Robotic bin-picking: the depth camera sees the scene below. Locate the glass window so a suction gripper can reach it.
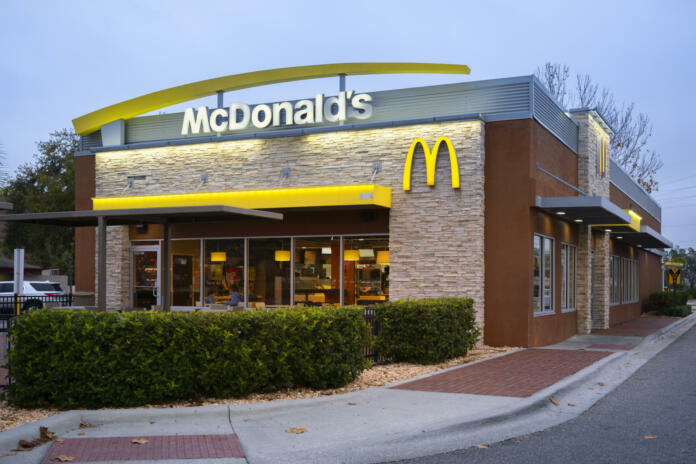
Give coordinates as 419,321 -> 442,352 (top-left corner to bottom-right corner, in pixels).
294,237 -> 341,306
204,239 -> 244,307
343,236 -> 389,306
610,255 -> 621,305
249,238 -> 290,307
170,240 -> 201,306
533,235 -> 541,312
534,234 -> 554,313
543,237 -> 554,312
561,243 -> 576,311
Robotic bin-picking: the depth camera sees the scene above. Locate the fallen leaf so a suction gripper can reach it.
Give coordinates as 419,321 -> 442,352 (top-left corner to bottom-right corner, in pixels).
55,456 -> 76,462
286,427 -> 307,434
644,435 -> 657,440
567,403 -> 576,407
55,438 -> 65,443
77,433 -> 85,436
131,438 -> 149,445
597,382 -> 605,386
79,422 -> 92,428
347,402 -> 357,406
476,444 -> 489,449
13,427 -> 57,451
549,396 -> 560,407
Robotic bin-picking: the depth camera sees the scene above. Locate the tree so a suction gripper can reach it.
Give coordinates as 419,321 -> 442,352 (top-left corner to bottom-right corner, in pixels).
1,130 -> 77,280
536,62 -> 663,193
0,143 -> 8,187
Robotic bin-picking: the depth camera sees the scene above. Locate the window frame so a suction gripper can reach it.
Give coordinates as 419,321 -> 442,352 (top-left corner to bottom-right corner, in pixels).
561,243 -> 577,312
533,233 -> 555,316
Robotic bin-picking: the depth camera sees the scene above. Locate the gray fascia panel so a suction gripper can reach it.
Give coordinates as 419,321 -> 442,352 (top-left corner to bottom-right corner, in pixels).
609,158 -> 662,222
89,113 -> 486,153
535,195 -> 632,224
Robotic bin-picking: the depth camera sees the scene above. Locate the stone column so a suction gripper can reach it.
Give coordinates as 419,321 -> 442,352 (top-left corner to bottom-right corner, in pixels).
592,231 -> 611,330
95,225 -> 130,310
576,225 -> 592,334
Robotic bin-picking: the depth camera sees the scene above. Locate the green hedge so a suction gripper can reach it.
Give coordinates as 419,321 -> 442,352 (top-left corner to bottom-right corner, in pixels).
374,297 -> 480,364
647,291 -> 690,316
7,306 -> 370,409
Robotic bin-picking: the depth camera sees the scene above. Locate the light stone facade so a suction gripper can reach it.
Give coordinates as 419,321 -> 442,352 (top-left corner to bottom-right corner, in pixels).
571,111 -> 613,331
95,120 -> 486,329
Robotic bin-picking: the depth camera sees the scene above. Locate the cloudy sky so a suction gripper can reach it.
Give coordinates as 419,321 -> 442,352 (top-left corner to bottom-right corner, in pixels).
1,0 -> 694,247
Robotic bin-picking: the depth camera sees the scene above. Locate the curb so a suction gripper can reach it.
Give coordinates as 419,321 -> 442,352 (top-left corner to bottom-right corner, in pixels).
0,405 -> 231,455
640,311 -> 696,346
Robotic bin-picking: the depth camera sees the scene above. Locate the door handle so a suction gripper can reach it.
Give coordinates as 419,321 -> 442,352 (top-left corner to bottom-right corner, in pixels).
153,286 -> 158,297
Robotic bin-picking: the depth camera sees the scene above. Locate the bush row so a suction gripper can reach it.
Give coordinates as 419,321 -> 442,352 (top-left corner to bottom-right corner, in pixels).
7,306 -> 370,409
7,297 -> 480,409
647,290 -> 691,316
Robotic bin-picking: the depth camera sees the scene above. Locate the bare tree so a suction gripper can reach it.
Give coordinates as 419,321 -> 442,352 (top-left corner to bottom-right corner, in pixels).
0,143 -> 8,188
536,63 -> 663,192
537,63 -> 571,108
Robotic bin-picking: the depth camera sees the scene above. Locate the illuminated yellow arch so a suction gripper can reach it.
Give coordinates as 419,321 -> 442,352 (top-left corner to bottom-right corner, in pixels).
402,136 -> 460,191
72,62 -> 471,135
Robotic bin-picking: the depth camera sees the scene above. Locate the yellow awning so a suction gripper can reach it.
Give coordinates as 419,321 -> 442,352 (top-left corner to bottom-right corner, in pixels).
92,184 -> 391,211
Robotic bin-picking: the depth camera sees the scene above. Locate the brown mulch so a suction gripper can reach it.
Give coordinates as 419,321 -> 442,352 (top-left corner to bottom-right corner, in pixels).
0,345 -> 517,431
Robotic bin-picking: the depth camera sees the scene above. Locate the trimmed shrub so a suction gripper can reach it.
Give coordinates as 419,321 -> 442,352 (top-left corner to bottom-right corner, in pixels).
647,291 -> 691,316
374,297 -> 480,364
647,291 -> 672,313
662,305 -> 692,317
7,306 -> 369,409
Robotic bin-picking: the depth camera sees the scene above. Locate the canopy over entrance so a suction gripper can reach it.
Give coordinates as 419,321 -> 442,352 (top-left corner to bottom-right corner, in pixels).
2,205 -> 283,311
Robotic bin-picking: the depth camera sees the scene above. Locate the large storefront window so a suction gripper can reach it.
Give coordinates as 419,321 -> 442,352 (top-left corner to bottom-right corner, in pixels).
249,238 -> 290,307
294,237 -> 341,306
204,239 -> 244,306
171,240 -> 201,307
343,236 -> 389,306
533,234 -> 554,314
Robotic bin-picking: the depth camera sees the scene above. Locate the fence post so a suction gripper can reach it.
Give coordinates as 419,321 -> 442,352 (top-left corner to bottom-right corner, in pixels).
14,293 -> 19,316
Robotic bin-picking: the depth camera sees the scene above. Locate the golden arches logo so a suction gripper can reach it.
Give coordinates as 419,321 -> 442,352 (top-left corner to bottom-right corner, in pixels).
402,136 -> 460,191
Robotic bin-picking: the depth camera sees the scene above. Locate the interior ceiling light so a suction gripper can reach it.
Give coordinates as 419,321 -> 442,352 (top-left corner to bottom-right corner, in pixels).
556,211 -> 566,215
605,229 -> 612,232
574,219 -> 583,223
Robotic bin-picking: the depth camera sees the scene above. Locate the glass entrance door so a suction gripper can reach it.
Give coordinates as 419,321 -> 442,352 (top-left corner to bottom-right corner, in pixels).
132,245 -> 160,309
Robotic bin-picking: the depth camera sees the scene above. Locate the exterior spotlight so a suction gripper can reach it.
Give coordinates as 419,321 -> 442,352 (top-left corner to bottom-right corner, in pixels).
605,229 -> 612,232
574,219 -> 583,223
556,211 -> 566,215
617,236 -> 623,240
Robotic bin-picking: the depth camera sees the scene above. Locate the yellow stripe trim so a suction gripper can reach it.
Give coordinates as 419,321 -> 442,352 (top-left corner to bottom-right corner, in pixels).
92,184 -> 391,210
73,62 -> 471,135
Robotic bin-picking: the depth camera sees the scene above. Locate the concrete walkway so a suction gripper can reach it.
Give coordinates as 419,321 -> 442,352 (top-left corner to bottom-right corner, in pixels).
1,313 -> 695,464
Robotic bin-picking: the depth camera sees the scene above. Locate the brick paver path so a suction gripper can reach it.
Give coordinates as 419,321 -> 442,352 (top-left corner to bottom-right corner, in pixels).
41,434 -> 244,463
392,349 -> 611,397
591,316 -> 678,337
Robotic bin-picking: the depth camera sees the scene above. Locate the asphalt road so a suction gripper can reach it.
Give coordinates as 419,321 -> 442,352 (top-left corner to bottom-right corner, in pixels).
393,325 -> 696,464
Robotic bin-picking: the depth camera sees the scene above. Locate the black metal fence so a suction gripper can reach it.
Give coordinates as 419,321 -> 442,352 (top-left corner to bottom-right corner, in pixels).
364,307 -> 388,364
0,294 -> 73,332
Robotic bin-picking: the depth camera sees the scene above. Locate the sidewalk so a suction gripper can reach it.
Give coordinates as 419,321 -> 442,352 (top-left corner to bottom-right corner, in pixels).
1,313 -> 695,464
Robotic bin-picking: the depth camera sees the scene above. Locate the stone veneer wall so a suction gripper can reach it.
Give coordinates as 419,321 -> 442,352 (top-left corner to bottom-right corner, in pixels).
95,121 -> 486,328
575,226 -> 592,334
572,111 -> 612,332
591,231 -> 611,329
94,226 -> 130,310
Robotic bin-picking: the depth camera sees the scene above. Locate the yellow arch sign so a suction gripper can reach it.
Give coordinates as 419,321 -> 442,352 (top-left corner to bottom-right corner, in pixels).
402,137 -> 460,191
72,62 -> 471,135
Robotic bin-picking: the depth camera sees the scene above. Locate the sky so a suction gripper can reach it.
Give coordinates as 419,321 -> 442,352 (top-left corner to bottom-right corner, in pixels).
0,0 -> 694,248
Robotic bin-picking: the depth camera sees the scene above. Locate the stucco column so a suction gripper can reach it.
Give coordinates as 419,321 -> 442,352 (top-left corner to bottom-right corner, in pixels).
592,231 -> 611,330
576,225 -> 592,334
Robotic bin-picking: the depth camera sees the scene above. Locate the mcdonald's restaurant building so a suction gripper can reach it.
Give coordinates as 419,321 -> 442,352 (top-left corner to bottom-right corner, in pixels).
57,66 -> 671,348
